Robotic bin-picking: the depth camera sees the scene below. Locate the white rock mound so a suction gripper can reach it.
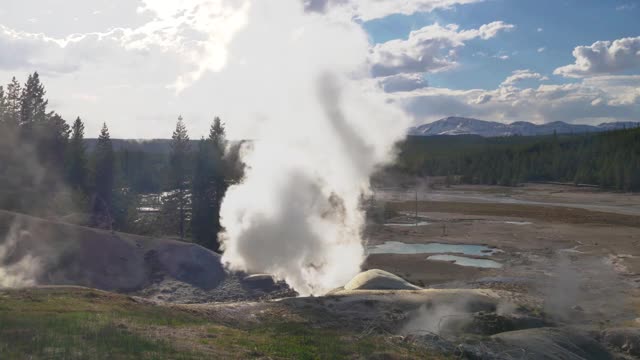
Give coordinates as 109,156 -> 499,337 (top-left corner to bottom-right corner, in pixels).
343,269 -> 421,291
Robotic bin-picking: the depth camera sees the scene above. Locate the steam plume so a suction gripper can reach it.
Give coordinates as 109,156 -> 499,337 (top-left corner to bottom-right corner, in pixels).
218,0 -> 409,295
0,221 -> 41,288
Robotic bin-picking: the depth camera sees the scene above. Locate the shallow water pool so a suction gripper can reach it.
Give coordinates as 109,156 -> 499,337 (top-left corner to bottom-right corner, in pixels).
367,241 -> 500,256
426,255 -> 503,269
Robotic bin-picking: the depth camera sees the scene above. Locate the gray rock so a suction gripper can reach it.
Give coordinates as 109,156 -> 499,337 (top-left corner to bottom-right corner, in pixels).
490,327 -> 613,360
242,274 -> 278,291
602,328 -> 640,358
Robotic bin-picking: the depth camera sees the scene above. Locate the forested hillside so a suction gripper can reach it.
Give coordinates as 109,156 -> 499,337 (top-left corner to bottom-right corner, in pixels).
0,73 -> 241,251
395,129 -> 640,191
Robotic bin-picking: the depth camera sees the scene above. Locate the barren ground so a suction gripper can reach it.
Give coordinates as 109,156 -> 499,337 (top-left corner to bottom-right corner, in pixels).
366,183 -> 640,325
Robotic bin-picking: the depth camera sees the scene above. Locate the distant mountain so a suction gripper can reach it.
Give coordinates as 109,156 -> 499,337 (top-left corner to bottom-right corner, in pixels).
408,117 -> 640,137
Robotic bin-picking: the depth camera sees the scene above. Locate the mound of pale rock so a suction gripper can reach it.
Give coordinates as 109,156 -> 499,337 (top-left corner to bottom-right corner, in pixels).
343,269 -> 421,291
0,210 -> 226,292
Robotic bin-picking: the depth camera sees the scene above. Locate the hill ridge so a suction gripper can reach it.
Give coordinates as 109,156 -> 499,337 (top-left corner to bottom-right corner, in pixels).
409,117 -> 640,137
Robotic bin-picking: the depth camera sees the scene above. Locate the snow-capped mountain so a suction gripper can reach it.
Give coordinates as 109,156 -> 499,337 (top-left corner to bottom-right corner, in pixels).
408,117 -> 640,137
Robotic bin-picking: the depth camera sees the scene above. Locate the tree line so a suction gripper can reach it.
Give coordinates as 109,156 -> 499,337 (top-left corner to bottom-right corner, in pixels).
395,129 -> 640,192
0,72 -> 239,252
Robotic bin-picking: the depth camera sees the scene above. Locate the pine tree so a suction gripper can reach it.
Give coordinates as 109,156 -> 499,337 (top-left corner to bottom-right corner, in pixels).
209,117 -> 228,251
5,77 -> 22,127
0,86 -> 6,123
39,112 -> 70,180
20,72 -> 48,133
191,138 -> 218,250
67,117 -> 88,191
210,117 -> 227,154
92,123 -> 115,229
166,116 -> 191,240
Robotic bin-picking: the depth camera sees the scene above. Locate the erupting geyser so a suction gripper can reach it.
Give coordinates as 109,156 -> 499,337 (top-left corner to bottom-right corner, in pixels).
218,0 -> 410,295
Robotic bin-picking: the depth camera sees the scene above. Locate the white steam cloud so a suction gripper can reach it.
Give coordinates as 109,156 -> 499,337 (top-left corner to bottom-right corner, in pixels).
217,0 -> 410,295
0,221 -> 41,288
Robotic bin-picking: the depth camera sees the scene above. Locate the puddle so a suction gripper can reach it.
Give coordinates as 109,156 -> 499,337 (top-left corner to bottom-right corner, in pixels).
559,246 -> 585,254
427,255 -> 503,269
367,241 -> 500,256
384,222 -> 431,227
504,221 -> 533,226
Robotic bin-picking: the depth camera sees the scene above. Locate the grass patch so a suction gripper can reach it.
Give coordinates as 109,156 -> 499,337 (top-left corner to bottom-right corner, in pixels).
202,322 -> 443,359
0,312 -> 190,360
0,287 -> 447,359
0,288 -> 203,359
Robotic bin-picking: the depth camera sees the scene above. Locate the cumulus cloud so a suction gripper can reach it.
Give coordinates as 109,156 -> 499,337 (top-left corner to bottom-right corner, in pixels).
473,93 -> 492,105
554,36 -> 640,78
378,73 -> 429,92
0,25 -> 79,73
0,1 -> 255,137
369,21 -> 514,77
391,75 -> 640,125
501,69 -> 548,87
306,0 -> 483,21
0,1 -> 250,90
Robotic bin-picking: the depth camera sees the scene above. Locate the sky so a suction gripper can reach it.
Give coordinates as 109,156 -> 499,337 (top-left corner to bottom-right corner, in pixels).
0,0 -> 639,138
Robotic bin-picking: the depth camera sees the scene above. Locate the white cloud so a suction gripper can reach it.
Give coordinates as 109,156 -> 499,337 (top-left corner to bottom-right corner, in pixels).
377,73 -> 428,92
501,69 -> 548,87
538,47 -> 546,53
0,0 -> 145,37
537,27 -> 543,32
0,0 -> 256,137
0,0 -> 251,92
616,3 -> 637,11
554,36 -> 640,78
307,0 -> 484,21
390,75 -> 640,125
369,21 -> 514,77
473,93 -> 492,104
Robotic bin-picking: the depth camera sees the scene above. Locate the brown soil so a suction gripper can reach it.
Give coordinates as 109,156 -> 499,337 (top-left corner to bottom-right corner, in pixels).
388,201 -> 640,228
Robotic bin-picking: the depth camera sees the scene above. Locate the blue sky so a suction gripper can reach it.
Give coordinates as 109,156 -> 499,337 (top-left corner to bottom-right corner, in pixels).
0,0 -> 638,137
364,0 -> 640,90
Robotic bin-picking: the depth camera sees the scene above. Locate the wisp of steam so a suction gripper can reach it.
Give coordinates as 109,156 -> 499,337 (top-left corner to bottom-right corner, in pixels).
217,0 -> 410,295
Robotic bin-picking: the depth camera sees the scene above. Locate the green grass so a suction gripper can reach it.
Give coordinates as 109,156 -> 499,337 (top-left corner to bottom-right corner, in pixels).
0,288 -> 202,359
0,287 -> 447,359
0,312 -> 189,359
203,322 -> 436,360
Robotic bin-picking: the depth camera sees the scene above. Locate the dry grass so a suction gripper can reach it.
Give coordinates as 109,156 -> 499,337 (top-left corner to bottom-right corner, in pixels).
388,201 -> 640,228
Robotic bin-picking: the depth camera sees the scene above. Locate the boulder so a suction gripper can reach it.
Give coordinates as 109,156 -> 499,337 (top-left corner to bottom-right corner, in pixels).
490,327 -> 613,360
242,274 -> 279,292
343,269 -> 421,291
602,328 -> 640,358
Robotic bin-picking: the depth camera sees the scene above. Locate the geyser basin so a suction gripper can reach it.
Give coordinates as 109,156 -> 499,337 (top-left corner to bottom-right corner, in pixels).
367,241 -> 500,256
427,255 -> 503,269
